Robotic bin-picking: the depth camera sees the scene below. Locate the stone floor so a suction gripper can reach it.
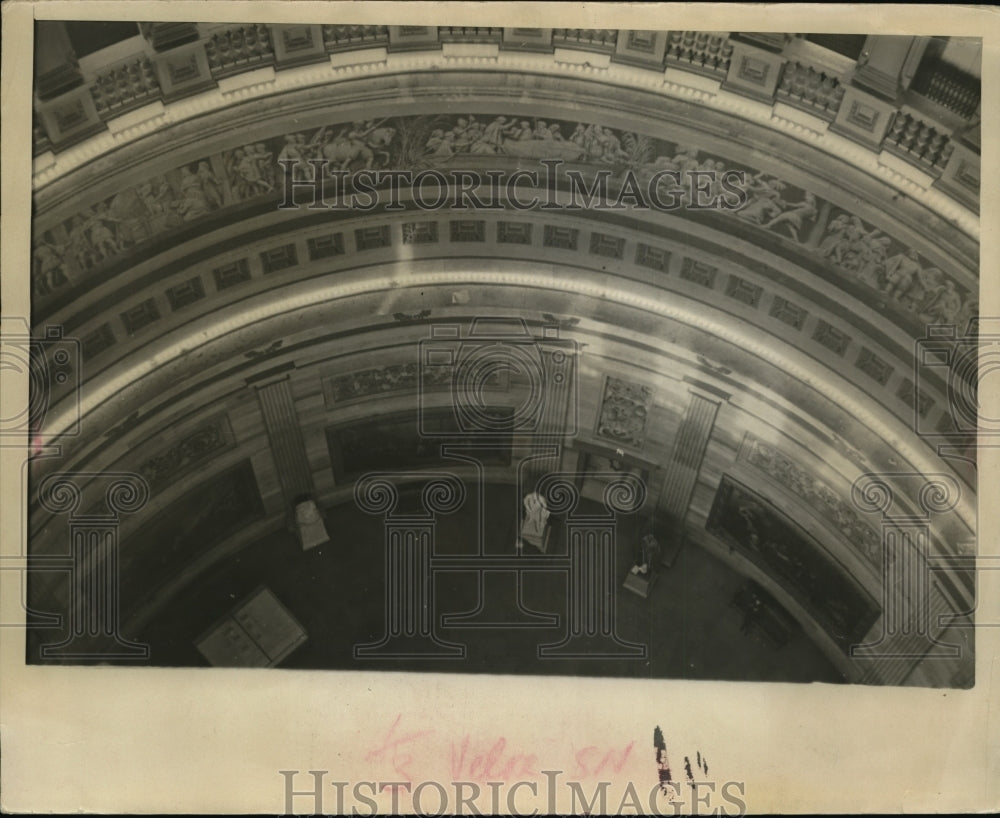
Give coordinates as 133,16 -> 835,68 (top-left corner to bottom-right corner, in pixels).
135,483 -> 845,684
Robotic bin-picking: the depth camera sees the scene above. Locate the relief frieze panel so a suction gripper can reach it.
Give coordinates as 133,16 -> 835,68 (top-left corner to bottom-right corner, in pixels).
596,376 -> 653,448
32,111 -> 977,332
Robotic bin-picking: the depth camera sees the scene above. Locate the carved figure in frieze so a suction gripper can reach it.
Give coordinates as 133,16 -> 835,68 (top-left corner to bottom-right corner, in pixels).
225,148 -> 249,198
472,116 -> 516,154
233,144 -> 276,195
447,117 -> 473,152
850,234 -> 890,288
66,215 -> 98,270
424,128 -> 445,153
919,279 -> 963,324
86,203 -> 125,259
839,223 -> 884,274
763,191 -> 817,241
196,161 -> 224,209
881,249 -> 922,301
578,124 -> 601,158
32,240 -> 68,295
275,134 -> 309,183
108,187 -> 151,246
255,143 -> 278,187
735,175 -> 786,224
174,166 -> 214,221
817,213 -> 849,259
427,130 -> 455,158
533,120 -> 555,140
172,176 -> 211,222
593,124 -> 629,163
901,265 -> 943,312
671,145 -> 701,173
463,116 -> 484,148
179,165 -> 201,196
319,121 -> 390,170
510,120 -> 534,142
136,181 -> 178,233
819,215 -> 866,267
297,131 -> 325,162
360,122 -> 396,159
681,158 -> 729,203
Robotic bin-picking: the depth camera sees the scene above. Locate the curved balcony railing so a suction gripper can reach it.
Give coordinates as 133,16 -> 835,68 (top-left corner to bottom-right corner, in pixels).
90,56 -> 161,118
882,111 -> 954,174
665,30 -> 733,78
204,24 -> 275,76
321,24 -> 389,51
552,28 -> 618,53
910,56 -> 980,121
775,61 -> 844,121
31,26 -> 980,217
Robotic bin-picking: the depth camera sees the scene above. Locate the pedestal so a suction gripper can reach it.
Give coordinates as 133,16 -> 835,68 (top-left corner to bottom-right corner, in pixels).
623,570 -> 658,599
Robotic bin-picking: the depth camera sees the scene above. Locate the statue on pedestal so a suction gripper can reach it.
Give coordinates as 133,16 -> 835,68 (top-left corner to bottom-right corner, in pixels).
293,495 -> 330,551
517,491 -> 550,553
630,532 -> 661,576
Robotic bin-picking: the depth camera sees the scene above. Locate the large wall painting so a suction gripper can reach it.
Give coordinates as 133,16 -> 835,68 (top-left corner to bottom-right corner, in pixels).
706,474 -> 880,652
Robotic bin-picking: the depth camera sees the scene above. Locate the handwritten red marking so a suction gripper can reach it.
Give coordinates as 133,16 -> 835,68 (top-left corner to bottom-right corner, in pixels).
573,742 -> 635,777
364,714 -> 433,782
450,735 -> 539,781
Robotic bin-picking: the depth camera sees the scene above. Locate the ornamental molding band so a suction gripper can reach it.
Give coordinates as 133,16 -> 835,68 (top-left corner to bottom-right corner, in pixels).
596,376 -> 653,448
737,432 -> 882,569
31,110 -> 977,335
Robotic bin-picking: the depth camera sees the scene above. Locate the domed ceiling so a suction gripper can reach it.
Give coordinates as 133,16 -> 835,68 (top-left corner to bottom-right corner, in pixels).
18,23 -> 982,687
